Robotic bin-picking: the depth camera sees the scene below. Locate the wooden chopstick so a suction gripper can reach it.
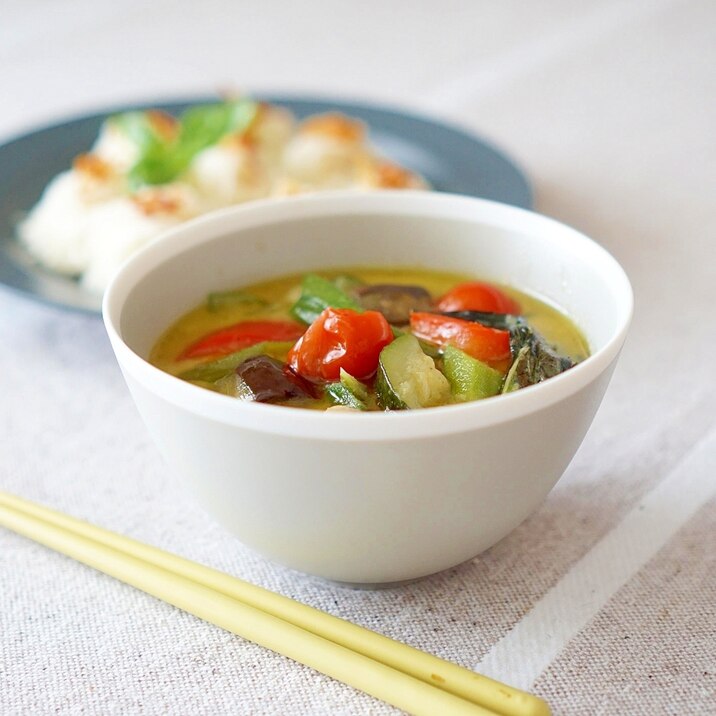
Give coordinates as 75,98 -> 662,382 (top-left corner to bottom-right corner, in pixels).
0,500 -> 493,716
0,492 -> 550,716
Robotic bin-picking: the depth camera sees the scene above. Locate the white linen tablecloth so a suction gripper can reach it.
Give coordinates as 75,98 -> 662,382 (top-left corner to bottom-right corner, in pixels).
2,1 -> 714,714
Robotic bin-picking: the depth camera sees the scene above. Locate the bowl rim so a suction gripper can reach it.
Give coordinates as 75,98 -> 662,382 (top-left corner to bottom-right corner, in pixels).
103,190 -> 633,441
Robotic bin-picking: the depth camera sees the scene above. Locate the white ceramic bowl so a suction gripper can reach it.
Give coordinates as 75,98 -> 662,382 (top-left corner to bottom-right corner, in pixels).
103,191 -> 632,584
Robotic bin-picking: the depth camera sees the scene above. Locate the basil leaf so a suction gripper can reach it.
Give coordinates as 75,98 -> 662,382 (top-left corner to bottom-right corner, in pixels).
439,310 -> 575,389
110,112 -> 163,149
179,100 -> 257,158
129,148 -> 185,189
127,99 -> 258,189
290,274 -> 363,324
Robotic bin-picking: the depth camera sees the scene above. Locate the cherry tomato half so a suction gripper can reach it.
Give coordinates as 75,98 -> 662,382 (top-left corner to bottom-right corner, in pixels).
437,282 -> 521,315
288,308 -> 393,382
180,320 -> 305,359
409,312 -> 511,363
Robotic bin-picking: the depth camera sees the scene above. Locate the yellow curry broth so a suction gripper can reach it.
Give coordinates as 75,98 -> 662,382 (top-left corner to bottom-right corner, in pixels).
150,267 -> 589,407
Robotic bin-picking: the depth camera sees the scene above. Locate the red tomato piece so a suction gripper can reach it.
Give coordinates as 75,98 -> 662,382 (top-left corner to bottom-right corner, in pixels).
288,308 -> 393,381
437,282 -> 521,315
180,320 -> 305,359
409,312 -> 511,362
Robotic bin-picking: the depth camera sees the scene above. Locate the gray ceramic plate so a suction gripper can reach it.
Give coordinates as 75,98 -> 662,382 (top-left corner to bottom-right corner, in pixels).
0,96 -> 532,314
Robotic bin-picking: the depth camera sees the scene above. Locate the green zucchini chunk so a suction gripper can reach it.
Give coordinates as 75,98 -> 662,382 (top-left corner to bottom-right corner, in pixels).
442,345 -> 503,402
376,334 -> 450,410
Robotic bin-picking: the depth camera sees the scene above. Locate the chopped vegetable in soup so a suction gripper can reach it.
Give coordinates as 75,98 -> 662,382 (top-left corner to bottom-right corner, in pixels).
150,268 -> 589,411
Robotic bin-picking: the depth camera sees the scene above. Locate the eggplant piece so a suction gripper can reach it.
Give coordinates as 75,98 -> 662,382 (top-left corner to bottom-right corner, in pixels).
179,341 -> 294,383
229,355 -> 315,403
357,284 -> 433,325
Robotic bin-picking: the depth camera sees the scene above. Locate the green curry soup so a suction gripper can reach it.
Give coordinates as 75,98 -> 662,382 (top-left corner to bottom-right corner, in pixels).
150,267 -> 589,411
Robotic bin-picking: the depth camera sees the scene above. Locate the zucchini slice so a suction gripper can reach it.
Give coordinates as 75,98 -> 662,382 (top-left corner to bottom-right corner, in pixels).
339,368 -> 368,401
376,334 -> 451,410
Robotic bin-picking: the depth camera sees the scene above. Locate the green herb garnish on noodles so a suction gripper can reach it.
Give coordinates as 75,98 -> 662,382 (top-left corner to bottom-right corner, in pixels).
125,100 -> 258,190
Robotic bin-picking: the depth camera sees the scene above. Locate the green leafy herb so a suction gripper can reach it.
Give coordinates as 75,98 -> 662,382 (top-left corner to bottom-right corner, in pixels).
290,274 -> 363,325
504,321 -> 574,389
110,112 -> 164,150
440,310 -> 575,389
174,100 -> 257,164
121,99 -> 258,190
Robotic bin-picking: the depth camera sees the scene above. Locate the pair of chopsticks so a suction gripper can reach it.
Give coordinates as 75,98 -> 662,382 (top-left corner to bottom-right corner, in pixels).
0,491 -> 549,716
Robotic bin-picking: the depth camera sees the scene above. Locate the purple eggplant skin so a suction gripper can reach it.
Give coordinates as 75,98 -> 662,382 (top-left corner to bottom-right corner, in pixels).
236,355 -> 316,403
356,284 -> 433,325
